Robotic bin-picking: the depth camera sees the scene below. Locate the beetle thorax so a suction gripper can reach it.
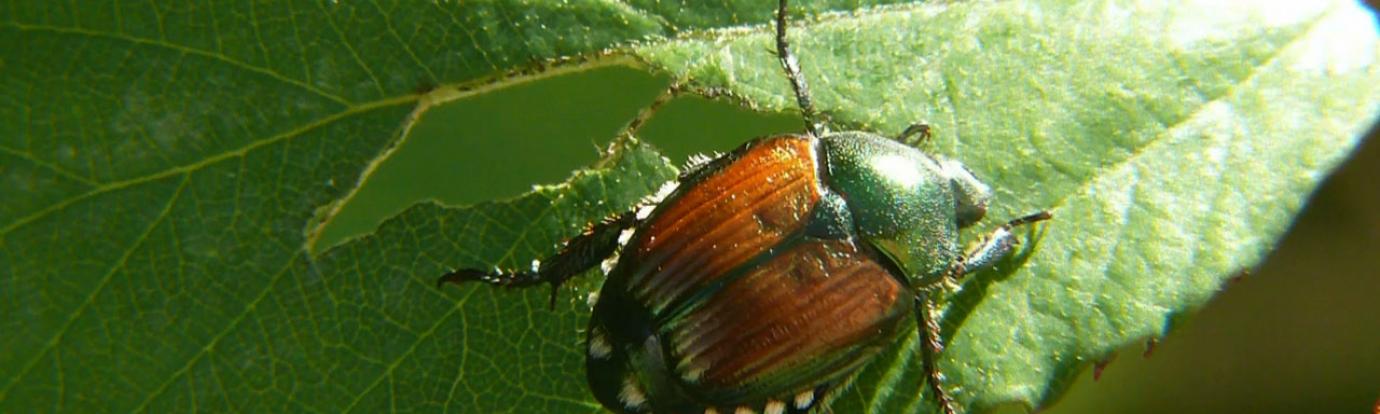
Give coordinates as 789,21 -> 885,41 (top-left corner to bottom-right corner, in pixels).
819,131 -> 991,284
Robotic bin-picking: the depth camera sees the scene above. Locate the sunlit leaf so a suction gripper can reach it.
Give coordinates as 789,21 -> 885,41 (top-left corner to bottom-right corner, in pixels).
2,1 -> 1375,413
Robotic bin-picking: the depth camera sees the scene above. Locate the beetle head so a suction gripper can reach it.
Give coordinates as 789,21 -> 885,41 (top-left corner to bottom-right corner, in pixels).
938,159 -> 991,229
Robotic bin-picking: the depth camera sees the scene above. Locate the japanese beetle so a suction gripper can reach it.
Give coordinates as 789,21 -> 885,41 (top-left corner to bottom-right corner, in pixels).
439,1 -> 1050,413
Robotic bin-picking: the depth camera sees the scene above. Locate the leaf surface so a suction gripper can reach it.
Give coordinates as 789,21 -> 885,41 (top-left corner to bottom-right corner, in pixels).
2,1 -> 1376,413
637,1 -> 1380,411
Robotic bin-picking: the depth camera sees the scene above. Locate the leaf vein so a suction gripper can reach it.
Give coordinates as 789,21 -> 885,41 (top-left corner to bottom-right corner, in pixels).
341,277 -> 478,413
130,250 -> 304,413
0,144 -> 99,186
0,22 -> 351,106
370,0 -> 439,83
313,2 -> 387,97
0,96 -> 416,237
0,173 -> 189,402
1042,14 -> 1318,214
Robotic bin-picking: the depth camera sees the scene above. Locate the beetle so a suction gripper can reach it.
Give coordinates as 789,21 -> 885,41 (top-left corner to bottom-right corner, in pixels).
438,1 -> 1050,413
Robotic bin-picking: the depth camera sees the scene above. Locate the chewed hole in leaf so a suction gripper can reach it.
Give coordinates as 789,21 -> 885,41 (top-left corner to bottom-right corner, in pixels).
310,65 -> 667,252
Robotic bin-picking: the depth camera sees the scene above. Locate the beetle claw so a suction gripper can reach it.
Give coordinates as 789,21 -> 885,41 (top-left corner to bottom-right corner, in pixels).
547,282 -> 562,310
1007,210 -> 1053,227
437,268 -> 566,311
436,268 -> 494,289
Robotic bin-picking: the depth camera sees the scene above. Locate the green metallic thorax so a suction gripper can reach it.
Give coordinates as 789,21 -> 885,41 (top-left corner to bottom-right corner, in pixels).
820,131 -> 964,284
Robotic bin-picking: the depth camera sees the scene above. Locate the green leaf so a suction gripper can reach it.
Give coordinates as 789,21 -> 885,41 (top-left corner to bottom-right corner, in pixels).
0,1 -> 675,411
637,1 -> 1380,412
2,2 -> 1376,414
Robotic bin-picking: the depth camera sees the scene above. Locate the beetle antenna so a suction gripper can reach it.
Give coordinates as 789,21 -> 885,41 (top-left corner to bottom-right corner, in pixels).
776,0 -> 822,137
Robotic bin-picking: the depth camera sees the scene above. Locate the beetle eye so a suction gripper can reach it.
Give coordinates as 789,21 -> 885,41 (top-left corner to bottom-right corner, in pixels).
940,159 -> 991,228
955,195 -> 988,228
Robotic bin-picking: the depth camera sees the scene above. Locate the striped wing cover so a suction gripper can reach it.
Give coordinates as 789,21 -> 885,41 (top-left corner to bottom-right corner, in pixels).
611,135 -> 913,407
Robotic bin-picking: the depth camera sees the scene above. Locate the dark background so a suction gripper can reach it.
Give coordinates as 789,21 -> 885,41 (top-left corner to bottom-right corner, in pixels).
313,48 -> 1380,414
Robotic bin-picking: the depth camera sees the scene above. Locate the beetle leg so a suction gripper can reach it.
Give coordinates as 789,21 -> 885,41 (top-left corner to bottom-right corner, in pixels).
916,292 -> 958,414
954,211 -> 1052,277
918,211 -> 1050,413
775,0 -> 823,137
437,210 -> 638,309
895,123 -> 932,147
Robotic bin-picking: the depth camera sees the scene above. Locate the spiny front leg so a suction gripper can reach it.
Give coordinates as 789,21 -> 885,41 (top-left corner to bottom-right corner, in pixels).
437,210 -> 637,309
919,210 -> 1050,414
955,211 -> 1052,278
